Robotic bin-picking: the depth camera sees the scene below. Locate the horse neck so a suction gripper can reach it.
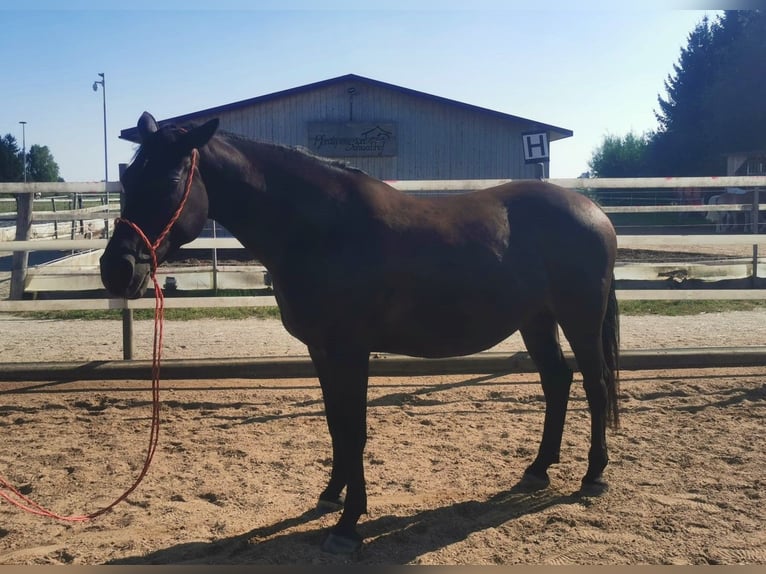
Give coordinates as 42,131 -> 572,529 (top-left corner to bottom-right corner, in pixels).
196,135 -> 367,265
196,137 -> 257,223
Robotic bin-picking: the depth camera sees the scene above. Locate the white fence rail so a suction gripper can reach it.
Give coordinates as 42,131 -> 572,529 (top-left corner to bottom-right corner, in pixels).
5,233 -> 766,255
3,175 -> 766,311
384,175 -> 766,191
3,175 -> 766,362
0,181 -> 122,194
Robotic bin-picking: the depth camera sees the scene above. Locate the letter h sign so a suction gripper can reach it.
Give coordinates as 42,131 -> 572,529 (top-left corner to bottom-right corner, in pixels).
522,132 -> 550,164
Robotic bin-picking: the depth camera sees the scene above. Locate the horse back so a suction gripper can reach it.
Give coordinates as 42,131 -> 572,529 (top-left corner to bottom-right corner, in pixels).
380,179 -> 616,261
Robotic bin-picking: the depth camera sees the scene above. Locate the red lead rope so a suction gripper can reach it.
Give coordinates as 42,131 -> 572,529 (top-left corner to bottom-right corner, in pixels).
0,149 -> 199,521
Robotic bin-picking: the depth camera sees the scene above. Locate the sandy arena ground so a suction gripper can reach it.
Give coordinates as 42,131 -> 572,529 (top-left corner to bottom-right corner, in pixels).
0,307 -> 764,565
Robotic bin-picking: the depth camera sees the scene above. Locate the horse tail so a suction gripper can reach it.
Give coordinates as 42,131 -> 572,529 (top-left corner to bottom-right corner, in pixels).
602,275 -> 621,429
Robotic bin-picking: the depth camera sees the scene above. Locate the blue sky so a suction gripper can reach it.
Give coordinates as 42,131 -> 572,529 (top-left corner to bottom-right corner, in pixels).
0,3 -> 723,181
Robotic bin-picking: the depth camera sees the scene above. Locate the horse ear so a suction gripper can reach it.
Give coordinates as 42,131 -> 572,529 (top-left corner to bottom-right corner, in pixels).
137,112 -> 159,142
184,118 -> 220,150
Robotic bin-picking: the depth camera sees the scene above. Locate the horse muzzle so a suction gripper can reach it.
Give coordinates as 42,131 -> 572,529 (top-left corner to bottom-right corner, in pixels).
99,251 -> 151,299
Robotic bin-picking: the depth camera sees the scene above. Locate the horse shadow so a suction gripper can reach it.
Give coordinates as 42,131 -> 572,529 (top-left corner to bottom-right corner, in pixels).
107,484 -> 585,565
622,380 -> 765,414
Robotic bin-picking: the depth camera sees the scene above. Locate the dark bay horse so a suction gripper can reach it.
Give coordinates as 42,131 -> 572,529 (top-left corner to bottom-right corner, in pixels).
100,112 -> 620,554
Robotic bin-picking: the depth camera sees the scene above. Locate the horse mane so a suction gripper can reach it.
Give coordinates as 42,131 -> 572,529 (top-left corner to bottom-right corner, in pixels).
128,121 -> 368,179
215,130 -> 368,177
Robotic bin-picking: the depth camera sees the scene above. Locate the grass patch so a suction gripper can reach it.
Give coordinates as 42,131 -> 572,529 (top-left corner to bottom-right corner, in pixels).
619,299 -> 766,316
8,299 -> 766,321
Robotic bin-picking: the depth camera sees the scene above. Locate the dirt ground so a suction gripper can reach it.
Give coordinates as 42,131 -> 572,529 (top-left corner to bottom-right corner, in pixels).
0,310 -> 765,565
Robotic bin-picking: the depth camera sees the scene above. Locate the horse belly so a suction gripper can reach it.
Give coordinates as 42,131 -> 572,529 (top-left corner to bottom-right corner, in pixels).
375,299 -> 523,358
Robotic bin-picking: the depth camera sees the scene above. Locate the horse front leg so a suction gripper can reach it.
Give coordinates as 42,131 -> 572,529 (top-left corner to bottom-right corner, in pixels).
519,318 -> 573,490
308,345 -> 370,554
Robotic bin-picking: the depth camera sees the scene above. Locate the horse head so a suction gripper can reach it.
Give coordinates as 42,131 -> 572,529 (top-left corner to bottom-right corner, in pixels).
100,111 -> 219,298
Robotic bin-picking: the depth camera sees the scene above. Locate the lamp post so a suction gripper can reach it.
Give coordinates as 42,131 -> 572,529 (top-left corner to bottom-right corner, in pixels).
92,72 -> 109,237
18,121 -> 26,182
92,73 -> 108,182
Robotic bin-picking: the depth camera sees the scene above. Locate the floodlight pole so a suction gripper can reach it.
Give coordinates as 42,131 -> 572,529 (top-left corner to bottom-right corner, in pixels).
93,72 -> 109,237
93,73 -> 108,183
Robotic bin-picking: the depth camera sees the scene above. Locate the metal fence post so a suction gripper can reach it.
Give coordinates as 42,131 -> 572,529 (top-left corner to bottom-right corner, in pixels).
117,163 -> 134,360
51,197 -> 58,239
122,307 -> 134,360
752,188 -> 760,287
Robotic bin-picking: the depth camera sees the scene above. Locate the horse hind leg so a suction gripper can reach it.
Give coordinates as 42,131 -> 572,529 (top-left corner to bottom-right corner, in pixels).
564,330 -> 613,495
518,311 -> 573,490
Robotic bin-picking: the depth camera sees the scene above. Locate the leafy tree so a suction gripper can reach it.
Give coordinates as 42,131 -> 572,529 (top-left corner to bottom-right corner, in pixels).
26,144 -> 62,182
0,134 -> 23,182
587,132 -> 653,206
0,135 -> 62,183
588,132 -> 651,178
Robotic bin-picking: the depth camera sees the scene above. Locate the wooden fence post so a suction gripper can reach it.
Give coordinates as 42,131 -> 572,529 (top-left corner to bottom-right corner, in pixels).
9,192 -> 32,300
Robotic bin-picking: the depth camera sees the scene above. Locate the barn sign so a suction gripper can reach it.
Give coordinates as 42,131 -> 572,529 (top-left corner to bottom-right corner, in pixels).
522,131 -> 550,164
308,122 -> 397,157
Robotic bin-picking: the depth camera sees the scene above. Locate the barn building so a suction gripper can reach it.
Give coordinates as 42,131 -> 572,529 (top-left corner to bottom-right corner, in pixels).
120,73 -> 572,183
726,151 -> 766,177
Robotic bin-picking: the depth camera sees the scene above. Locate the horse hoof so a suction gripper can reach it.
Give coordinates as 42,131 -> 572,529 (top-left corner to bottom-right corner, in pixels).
321,531 -> 362,555
579,476 -> 609,497
516,471 -> 550,491
316,496 -> 344,515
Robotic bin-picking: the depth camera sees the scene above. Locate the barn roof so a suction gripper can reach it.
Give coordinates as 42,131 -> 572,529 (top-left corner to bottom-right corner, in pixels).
120,73 -> 573,143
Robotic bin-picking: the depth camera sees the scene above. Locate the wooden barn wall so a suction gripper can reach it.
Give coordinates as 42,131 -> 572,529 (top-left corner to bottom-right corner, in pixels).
201,80 -> 542,181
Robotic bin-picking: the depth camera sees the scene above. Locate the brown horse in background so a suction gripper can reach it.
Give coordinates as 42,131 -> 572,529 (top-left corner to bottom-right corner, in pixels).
100,112 -> 620,554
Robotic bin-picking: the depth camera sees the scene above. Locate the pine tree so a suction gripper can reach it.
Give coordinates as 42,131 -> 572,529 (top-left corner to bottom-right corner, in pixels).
650,10 -> 766,176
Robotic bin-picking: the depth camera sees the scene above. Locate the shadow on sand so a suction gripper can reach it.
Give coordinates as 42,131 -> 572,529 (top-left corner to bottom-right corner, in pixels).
108,483 -> 588,565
